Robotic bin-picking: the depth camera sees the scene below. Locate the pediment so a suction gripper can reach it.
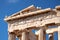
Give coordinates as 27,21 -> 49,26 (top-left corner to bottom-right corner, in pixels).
9,5 -> 40,17
4,5 -> 60,21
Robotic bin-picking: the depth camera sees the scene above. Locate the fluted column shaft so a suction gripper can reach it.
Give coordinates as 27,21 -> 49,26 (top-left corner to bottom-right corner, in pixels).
22,32 -> 26,40
18,36 -> 22,40
38,28 -> 46,40
8,33 -> 16,40
58,26 -> 60,40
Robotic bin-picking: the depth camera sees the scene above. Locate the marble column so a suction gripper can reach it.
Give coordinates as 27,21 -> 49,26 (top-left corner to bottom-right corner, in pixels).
8,33 -> 16,40
58,26 -> 60,40
22,32 -> 26,40
43,30 -> 46,40
38,28 -> 46,40
26,32 -> 29,40
49,33 -> 54,40
18,36 -> 22,40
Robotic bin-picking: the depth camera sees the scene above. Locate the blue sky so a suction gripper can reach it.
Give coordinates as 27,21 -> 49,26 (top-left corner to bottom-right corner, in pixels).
0,0 -> 60,40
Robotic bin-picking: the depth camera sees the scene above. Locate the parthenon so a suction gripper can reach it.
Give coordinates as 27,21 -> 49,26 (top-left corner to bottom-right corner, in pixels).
4,5 -> 60,40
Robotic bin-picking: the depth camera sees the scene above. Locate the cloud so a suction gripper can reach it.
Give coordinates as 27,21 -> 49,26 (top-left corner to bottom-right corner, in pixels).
8,0 -> 19,3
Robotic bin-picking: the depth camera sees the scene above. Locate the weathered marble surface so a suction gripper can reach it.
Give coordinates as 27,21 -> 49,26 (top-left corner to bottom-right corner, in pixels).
5,5 -> 60,40
8,11 -> 58,32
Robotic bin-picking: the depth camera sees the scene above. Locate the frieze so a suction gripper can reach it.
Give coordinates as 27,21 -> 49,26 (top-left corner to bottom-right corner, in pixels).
8,11 -> 57,30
